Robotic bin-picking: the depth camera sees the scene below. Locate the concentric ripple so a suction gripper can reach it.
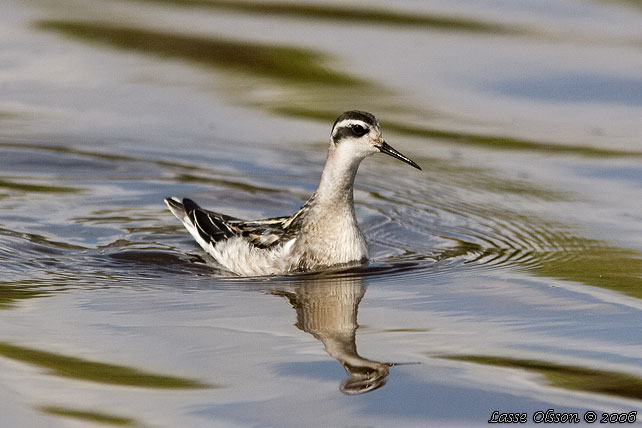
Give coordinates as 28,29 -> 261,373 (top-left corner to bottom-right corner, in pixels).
360,162 -> 642,298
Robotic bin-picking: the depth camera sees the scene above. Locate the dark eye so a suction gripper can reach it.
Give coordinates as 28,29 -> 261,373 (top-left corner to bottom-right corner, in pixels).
351,124 -> 368,137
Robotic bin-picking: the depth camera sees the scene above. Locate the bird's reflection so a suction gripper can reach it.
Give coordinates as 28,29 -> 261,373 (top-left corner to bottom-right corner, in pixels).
272,275 -> 390,395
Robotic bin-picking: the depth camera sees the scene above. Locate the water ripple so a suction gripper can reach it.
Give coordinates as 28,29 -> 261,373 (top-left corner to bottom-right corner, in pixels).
1,141 -> 640,301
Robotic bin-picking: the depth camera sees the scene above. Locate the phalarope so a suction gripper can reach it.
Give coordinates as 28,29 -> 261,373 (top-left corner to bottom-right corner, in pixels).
165,110 -> 421,276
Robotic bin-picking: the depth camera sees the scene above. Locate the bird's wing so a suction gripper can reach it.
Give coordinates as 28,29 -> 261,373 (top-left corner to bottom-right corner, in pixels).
230,217 -> 296,248
229,201 -> 313,248
173,198 -> 301,249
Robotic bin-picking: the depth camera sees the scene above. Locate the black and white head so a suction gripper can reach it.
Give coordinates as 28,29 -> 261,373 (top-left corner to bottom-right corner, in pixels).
329,110 -> 421,170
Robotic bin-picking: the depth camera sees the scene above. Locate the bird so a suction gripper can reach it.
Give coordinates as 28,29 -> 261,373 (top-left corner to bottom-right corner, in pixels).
165,110 -> 421,276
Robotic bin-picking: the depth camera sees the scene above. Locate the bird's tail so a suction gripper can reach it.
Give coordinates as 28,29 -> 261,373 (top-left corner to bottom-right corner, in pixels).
164,197 -> 234,245
164,197 -> 189,224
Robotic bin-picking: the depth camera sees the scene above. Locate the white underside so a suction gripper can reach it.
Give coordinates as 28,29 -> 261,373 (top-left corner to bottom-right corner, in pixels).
178,217 -> 298,276
176,214 -> 367,276
209,236 -> 299,276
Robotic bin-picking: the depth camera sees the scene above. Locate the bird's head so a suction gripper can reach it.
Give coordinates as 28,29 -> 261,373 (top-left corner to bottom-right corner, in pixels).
329,110 -> 421,170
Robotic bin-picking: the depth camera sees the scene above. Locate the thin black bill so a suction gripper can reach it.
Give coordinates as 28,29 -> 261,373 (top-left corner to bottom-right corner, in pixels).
378,141 -> 422,170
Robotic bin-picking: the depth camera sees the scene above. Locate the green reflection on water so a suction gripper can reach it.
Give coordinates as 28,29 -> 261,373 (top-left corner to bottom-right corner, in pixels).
0,282 -> 51,310
445,355 -> 642,401
275,107 -> 642,158
39,406 -> 137,427
127,0 -> 523,34
35,20 -> 363,86
385,122 -> 642,158
435,209 -> 642,300
0,111 -> 18,120
34,20 -> 406,121
598,0 -> 642,10
0,178 -> 81,194
533,245 -> 642,299
0,142 -> 213,174
38,19 -> 635,159
0,341 -> 212,389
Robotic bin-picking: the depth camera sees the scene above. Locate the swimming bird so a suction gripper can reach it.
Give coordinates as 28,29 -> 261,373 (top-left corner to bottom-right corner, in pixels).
165,110 -> 421,276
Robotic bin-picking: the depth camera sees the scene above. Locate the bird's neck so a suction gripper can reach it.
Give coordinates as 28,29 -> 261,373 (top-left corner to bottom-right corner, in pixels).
312,147 -> 363,209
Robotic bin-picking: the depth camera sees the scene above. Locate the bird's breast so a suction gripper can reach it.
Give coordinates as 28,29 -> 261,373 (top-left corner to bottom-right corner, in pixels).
295,211 -> 369,268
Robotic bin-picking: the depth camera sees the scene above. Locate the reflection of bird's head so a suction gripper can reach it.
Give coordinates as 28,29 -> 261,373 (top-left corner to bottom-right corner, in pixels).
340,360 -> 390,395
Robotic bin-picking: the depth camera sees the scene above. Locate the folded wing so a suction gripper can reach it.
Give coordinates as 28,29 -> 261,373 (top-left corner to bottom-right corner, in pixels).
166,197 -> 299,249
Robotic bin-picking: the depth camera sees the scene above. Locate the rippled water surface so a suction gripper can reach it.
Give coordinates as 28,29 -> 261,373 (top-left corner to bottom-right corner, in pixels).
2,0 -> 642,426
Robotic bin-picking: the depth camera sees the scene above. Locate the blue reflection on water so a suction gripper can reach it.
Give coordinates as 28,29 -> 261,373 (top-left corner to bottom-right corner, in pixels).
490,74 -> 642,106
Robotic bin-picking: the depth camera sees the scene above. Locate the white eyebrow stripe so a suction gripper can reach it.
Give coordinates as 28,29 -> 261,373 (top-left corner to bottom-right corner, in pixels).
334,119 -> 369,129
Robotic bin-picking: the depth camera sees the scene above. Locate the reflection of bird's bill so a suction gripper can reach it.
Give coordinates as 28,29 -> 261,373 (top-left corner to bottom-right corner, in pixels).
339,361 -> 421,395
388,362 -> 421,367
378,141 -> 422,170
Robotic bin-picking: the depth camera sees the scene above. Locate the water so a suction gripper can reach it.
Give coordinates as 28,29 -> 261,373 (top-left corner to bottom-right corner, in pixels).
1,0 -> 642,426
